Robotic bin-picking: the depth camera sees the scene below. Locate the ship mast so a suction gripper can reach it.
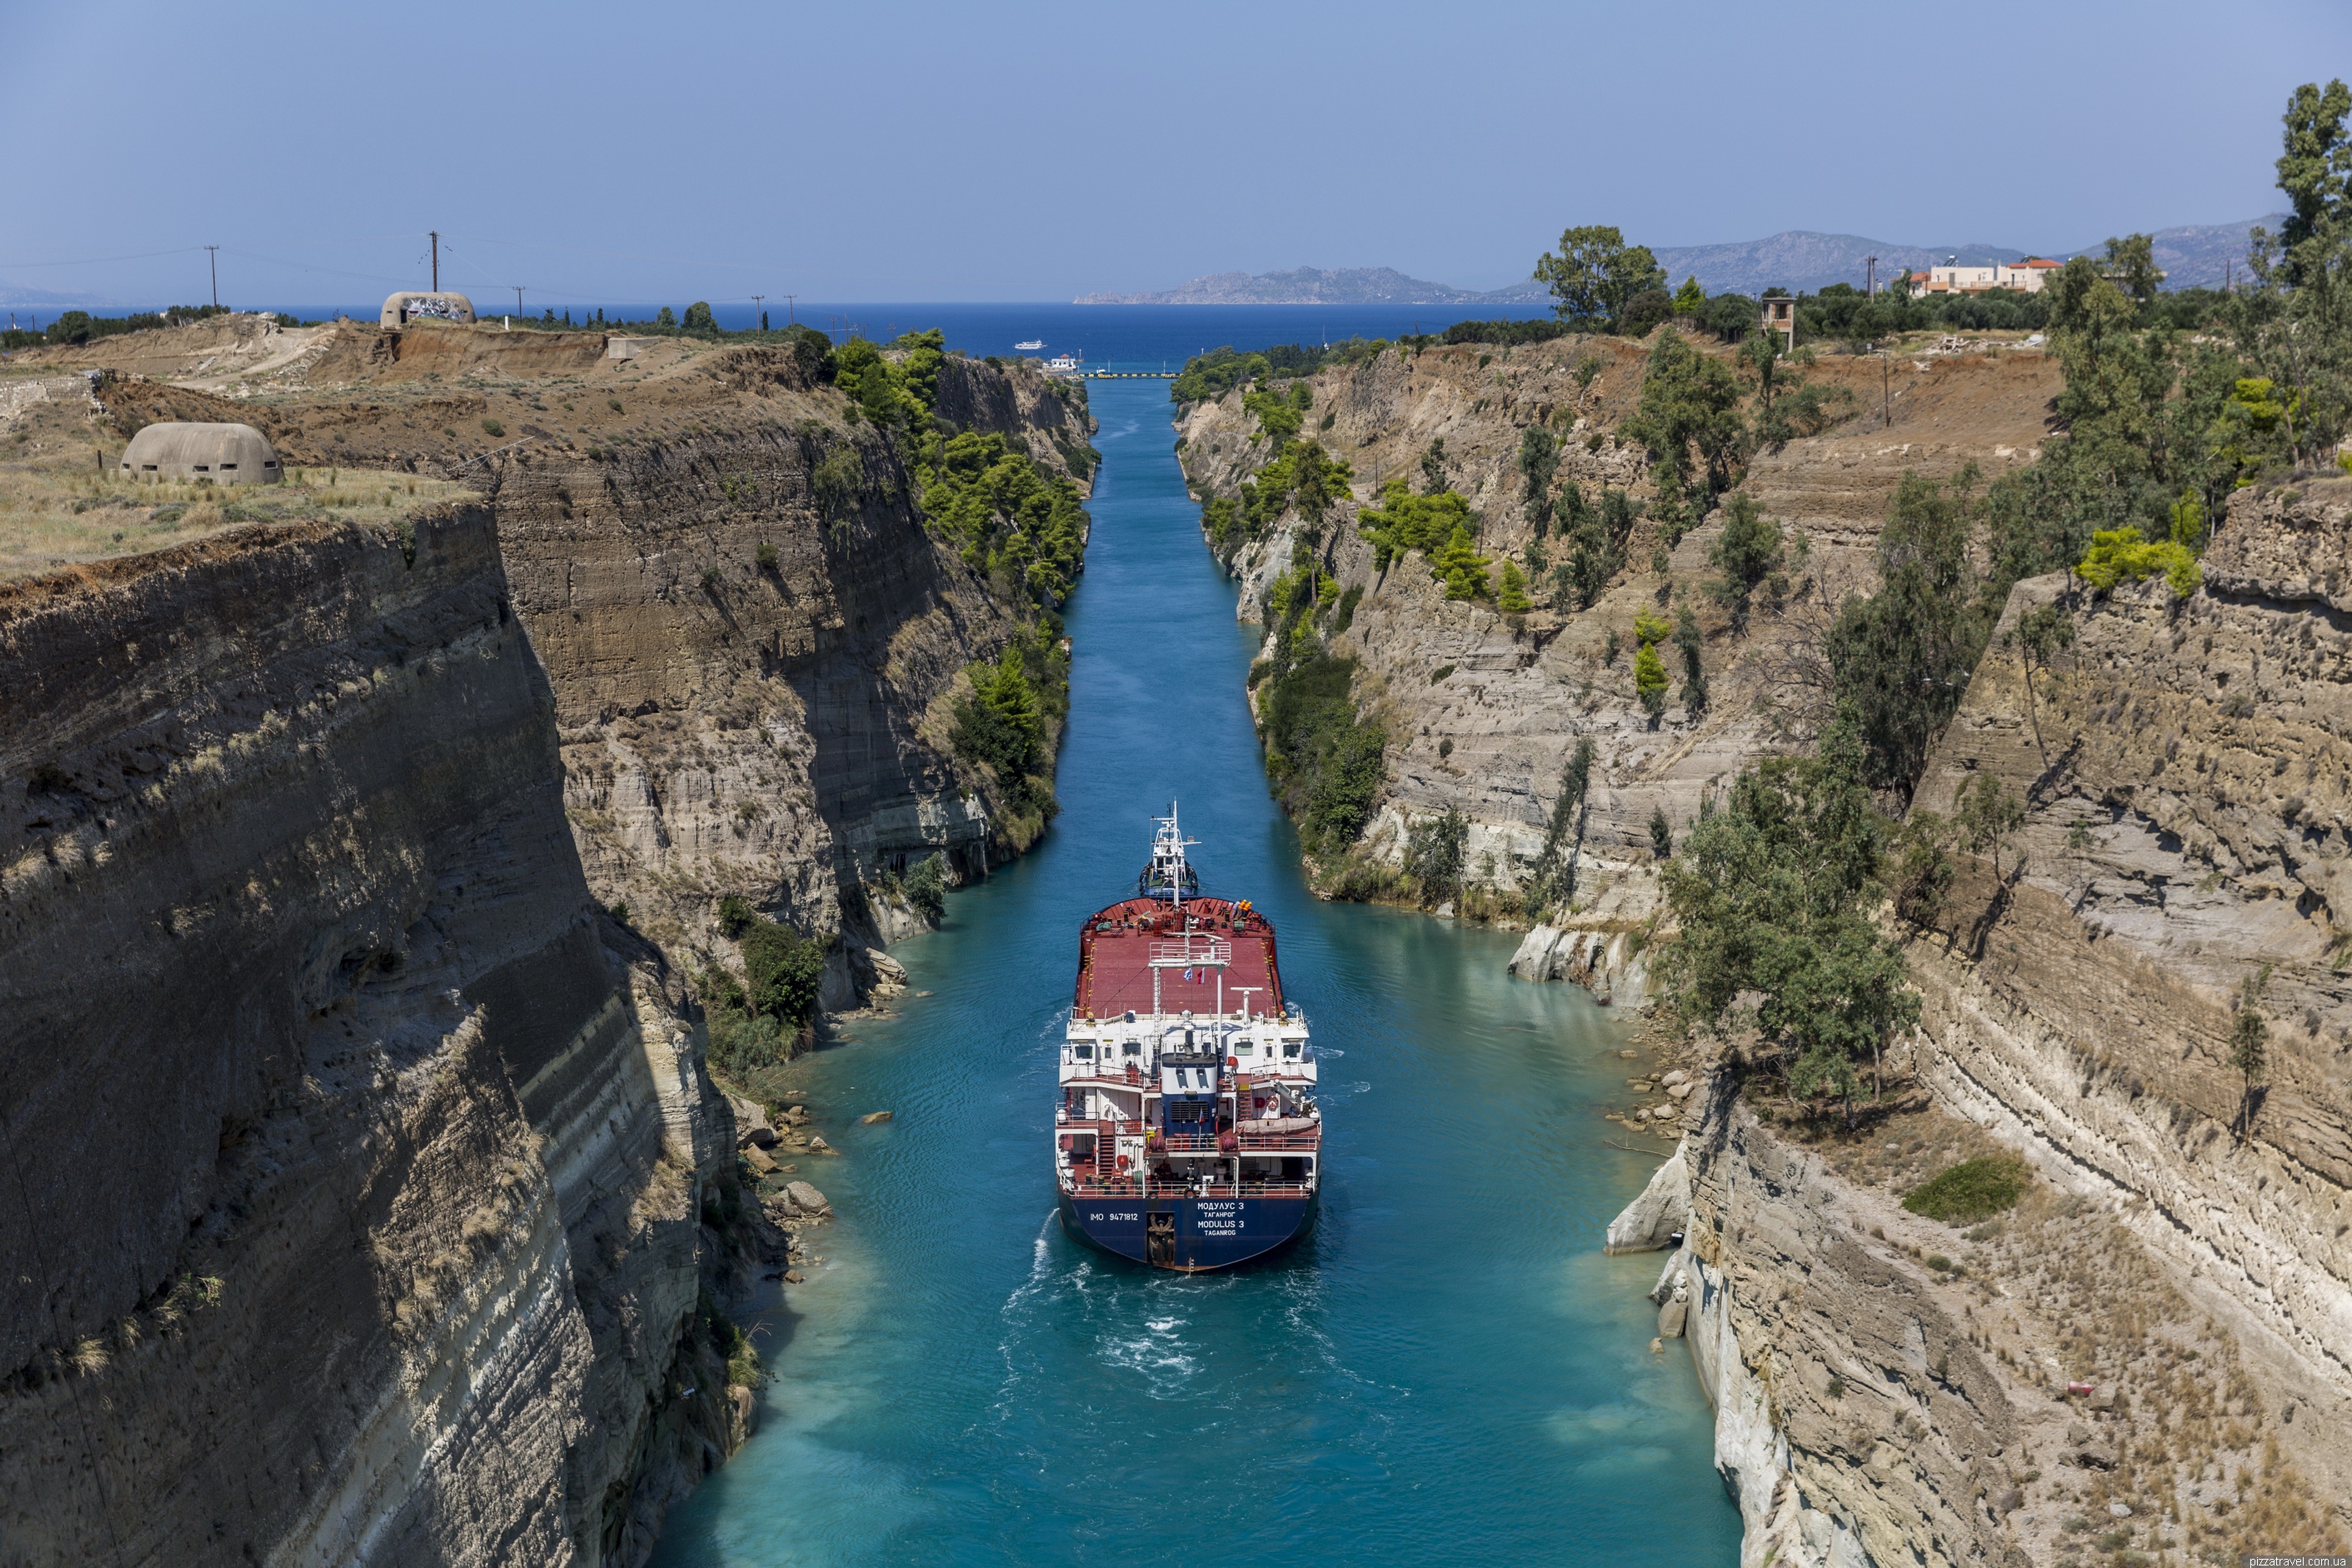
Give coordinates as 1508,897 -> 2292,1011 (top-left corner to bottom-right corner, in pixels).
1148,801 -> 1196,911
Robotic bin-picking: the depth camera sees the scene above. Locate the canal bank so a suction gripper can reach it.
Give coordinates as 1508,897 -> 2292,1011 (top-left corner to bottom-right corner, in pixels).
647,377 -> 1743,1568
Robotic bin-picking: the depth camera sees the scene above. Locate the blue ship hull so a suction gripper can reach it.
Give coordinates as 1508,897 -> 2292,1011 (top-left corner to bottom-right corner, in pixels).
1056,1189 -> 1318,1271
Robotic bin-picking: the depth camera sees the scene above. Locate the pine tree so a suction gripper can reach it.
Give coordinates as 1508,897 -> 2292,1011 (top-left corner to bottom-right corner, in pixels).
1432,524 -> 1491,601
1498,560 -> 1532,612
1634,642 -> 1669,719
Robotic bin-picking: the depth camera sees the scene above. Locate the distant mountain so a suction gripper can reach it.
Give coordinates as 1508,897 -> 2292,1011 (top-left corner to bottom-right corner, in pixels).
2054,217 -> 2285,289
1650,233 -> 2020,297
1080,217 -> 2287,309
1074,267 -> 1544,307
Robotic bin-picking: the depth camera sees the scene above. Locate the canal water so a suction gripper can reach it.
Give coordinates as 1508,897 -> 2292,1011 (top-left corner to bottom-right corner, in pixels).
647,379 -> 1743,1567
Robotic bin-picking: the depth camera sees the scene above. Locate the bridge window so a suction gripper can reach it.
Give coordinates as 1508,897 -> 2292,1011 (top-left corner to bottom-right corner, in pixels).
1073,1044 -> 1092,1060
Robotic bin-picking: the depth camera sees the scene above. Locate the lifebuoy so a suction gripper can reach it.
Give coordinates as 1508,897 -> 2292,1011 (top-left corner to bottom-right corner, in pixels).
1116,1154 -> 1130,1171
1226,1055 -> 1237,1070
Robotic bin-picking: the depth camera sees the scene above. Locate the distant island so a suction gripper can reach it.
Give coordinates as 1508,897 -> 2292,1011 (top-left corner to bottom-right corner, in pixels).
1076,218 -> 2284,305
1075,267 -> 1547,307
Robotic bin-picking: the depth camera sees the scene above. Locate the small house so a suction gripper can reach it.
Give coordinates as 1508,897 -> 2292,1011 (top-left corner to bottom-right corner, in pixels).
379,292 -> 476,330
120,422 -> 282,485
1760,297 -> 1796,349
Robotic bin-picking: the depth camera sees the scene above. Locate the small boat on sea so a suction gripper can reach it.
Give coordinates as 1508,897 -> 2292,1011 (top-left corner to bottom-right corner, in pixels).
1053,805 -> 1321,1271
1015,338 -> 1045,350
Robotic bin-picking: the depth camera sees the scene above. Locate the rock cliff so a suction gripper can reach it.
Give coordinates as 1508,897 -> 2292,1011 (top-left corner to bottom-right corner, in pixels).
1609,482 -> 2352,1566
94,341 -> 1096,988
0,512 -> 739,1565
0,325 -> 1096,1561
1176,333 -> 2058,997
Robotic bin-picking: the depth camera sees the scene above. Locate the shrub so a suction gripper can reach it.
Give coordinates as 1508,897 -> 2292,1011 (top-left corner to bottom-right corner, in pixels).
1618,287 -> 1674,338
756,541 -> 779,570
811,444 -> 864,524
1406,807 -> 1469,903
2075,525 -> 2200,597
481,418 -> 505,437
1430,664 -> 1456,684
1902,1156 -> 2030,1224
903,851 -> 949,921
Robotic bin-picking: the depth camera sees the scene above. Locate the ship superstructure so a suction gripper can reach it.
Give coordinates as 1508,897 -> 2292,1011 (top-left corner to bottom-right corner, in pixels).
1053,805 -> 1321,1271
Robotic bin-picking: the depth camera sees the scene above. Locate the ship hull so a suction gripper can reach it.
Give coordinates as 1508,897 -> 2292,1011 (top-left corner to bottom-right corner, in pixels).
1056,1188 -> 1318,1272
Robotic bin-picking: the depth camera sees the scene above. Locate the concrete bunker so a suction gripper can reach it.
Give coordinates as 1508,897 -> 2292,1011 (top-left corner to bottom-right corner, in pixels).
120,422 -> 282,485
380,292 -> 476,330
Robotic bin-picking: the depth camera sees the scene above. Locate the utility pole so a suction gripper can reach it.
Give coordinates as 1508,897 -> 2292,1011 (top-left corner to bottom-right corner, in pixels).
205,245 -> 219,307
752,294 -> 765,332
1881,352 -> 1892,430
1864,255 -> 1878,299
513,286 -> 526,316
430,231 -> 440,291
785,294 -> 796,325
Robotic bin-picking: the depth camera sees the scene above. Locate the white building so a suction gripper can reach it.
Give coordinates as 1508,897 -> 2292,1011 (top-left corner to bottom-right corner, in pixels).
1907,258 -> 2065,297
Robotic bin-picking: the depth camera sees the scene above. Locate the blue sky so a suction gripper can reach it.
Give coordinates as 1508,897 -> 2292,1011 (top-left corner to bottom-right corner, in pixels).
3,0 -> 2347,307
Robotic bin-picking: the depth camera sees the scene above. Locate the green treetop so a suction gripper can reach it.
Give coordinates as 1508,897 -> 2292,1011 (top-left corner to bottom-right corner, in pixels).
2275,78 -> 2352,257
1498,559 -> 1533,612
1357,479 -> 1474,573
1431,524 -> 1492,601
1535,224 -> 1666,329
1657,725 -> 1917,1121
1633,640 -> 1669,719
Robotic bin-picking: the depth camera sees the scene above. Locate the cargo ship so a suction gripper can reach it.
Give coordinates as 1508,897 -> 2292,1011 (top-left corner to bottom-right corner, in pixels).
1053,806 -> 1321,1271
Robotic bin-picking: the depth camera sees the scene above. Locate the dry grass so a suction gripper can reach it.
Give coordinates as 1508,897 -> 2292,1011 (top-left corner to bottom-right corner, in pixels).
0,393 -> 476,582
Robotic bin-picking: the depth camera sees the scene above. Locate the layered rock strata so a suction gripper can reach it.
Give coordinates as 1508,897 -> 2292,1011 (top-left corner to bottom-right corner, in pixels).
1176,335 -> 2058,996
0,512 -> 737,1565
1900,482 -> 2352,1496
1620,1071 -> 2347,1568
1610,485 -> 2352,1566
95,344 -> 1096,990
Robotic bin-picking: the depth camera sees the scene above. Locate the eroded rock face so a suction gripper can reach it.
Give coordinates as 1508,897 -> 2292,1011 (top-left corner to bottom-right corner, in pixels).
1627,1091 -> 2025,1568
484,356 -> 1094,986
1900,482 -> 2352,1503
1175,336 -> 2059,999
0,512 -> 732,1566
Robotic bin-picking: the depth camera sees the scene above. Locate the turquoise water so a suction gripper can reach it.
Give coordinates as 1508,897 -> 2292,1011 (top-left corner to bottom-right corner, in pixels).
647,382 -> 1741,1567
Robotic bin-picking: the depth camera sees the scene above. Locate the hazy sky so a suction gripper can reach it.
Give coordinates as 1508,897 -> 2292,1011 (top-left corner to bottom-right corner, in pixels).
5,0 -> 2347,307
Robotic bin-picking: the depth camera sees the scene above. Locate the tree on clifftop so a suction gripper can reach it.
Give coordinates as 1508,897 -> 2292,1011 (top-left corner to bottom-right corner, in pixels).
1658,725 -> 1917,1122
1535,225 -> 1665,331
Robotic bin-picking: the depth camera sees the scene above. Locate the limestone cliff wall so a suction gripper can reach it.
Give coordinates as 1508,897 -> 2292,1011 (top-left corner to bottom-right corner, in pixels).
0,512 -> 737,1566
1620,1091 -> 2027,1568
1608,482 -> 2352,1568
1176,337 -> 2059,996
480,348 -> 1096,985
1900,482 -> 2352,1475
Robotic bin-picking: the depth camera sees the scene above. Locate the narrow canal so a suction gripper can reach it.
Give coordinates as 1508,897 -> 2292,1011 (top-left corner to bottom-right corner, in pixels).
648,377 -> 1743,1567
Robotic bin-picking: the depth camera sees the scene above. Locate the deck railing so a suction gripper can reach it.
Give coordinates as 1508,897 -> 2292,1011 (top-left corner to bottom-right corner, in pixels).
1058,1121 -> 1320,1153
1066,1178 -> 1314,1200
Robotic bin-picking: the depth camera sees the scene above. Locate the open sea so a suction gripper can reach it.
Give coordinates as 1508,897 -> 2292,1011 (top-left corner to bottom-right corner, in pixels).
217,300 -> 1553,373
638,372 -> 1744,1566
